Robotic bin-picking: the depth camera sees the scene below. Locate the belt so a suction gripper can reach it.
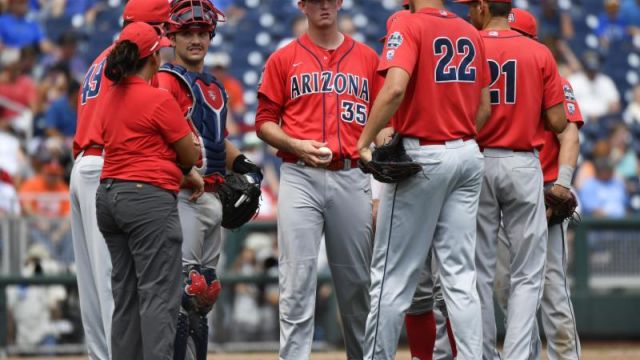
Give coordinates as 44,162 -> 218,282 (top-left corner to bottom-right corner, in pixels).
419,136 -> 474,146
284,158 -> 359,171
204,182 -> 222,193
82,145 -> 104,157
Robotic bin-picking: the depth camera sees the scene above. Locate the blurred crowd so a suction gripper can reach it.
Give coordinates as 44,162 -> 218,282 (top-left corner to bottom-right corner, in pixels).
0,0 -> 638,349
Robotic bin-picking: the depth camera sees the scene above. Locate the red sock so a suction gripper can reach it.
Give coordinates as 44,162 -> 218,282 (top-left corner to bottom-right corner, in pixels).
404,311 -> 436,360
445,317 -> 458,358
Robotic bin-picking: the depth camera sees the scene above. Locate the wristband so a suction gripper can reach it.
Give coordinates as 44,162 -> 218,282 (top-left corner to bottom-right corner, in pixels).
555,165 -> 574,189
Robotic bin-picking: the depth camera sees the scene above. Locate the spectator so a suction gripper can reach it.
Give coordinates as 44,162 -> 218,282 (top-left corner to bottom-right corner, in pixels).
7,244 -> 67,348
209,52 -> 246,134
0,0 -> 53,53
621,0 -> 640,28
0,51 -> 37,124
0,117 -> 27,182
19,161 -> 73,263
41,31 -> 87,82
596,0 -> 629,47
575,139 -> 611,189
623,84 -> 640,125
44,79 -> 78,140
230,246 -> 261,341
567,51 -> 621,121
0,168 -> 20,216
579,157 -> 628,217
608,123 -> 637,179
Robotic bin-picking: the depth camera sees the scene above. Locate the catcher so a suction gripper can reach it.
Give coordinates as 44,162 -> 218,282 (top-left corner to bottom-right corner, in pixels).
157,1 -> 261,359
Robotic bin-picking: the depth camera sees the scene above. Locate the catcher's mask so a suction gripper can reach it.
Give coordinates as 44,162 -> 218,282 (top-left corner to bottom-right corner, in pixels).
168,0 -> 226,38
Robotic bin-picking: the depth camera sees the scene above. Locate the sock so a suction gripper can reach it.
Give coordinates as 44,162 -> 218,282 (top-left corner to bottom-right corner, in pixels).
405,311 -> 436,360
445,317 -> 458,358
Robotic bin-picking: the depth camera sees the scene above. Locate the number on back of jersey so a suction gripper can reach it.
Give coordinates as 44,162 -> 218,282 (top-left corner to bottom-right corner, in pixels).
81,59 -> 106,105
433,37 -> 476,83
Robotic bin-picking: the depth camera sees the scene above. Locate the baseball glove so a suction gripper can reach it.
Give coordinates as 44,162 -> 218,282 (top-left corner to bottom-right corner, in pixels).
544,187 -> 578,225
358,133 -> 422,183
218,173 -> 261,229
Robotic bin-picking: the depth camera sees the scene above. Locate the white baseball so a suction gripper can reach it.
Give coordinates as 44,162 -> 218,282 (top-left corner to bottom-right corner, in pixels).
318,146 -> 332,161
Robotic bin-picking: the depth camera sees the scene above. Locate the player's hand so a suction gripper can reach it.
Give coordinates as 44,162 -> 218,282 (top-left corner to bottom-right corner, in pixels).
292,139 -> 332,168
358,147 -> 372,164
550,184 -> 572,201
182,169 -> 205,201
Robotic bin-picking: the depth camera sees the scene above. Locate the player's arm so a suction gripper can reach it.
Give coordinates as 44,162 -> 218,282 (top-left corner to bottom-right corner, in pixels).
543,104 -> 567,134
172,133 -> 200,168
357,67 -> 410,162
475,87 -> 491,132
549,122 -> 580,200
255,95 -> 330,168
224,139 -> 263,183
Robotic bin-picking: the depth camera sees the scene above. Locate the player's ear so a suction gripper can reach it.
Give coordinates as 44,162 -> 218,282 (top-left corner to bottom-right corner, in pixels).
336,0 -> 343,10
169,34 -> 177,48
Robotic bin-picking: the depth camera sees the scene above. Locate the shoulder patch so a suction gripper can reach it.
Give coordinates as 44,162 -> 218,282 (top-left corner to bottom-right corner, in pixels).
386,32 -> 403,49
563,84 -> 576,101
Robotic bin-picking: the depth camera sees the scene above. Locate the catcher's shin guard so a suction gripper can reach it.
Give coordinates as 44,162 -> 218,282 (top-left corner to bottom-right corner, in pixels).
198,268 -> 222,313
173,311 -> 190,360
189,311 -> 209,360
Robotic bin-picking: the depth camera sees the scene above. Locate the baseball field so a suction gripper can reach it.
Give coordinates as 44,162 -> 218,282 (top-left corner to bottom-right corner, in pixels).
6,342 -> 640,360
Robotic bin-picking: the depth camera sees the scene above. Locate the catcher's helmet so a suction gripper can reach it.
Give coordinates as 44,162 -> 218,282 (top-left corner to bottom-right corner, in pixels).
168,0 -> 226,37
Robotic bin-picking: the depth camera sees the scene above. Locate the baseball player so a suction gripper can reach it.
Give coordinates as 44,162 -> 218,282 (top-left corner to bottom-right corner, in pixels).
456,0 -> 568,359
156,1 -> 262,359
356,0 -> 493,358
71,1 -> 169,359
493,9 -> 583,360
377,5 -> 457,360
255,0 -> 382,358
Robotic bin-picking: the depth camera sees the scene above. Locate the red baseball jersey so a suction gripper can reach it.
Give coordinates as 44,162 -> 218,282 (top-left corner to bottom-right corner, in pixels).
256,33 -> 382,161
75,46 -> 161,159
539,77 -> 583,183
477,30 -> 564,150
74,46 -> 112,158
99,77 -> 190,193
378,8 -> 490,142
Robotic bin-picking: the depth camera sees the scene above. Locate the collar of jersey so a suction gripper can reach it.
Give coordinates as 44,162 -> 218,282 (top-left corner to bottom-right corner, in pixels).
480,29 -> 523,38
119,76 -> 149,86
298,32 -> 354,55
415,7 -> 458,18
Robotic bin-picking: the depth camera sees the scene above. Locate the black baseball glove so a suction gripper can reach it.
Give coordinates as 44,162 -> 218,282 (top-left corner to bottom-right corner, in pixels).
218,173 -> 261,229
544,187 -> 578,225
358,133 -> 422,183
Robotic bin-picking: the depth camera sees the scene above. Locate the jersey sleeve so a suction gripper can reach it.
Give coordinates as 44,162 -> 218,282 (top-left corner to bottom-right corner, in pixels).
257,52 -> 287,106
561,79 -> 584,128
378,18 -> 418,77
476,37 -> 491,88
153,96 -> 191,144
541,49 -> 565,110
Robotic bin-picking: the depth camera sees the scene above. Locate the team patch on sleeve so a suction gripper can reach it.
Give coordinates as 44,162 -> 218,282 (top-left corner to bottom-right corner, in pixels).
567,102 -> 576,115
386,32 -> 403,49
563,84 -> 576,101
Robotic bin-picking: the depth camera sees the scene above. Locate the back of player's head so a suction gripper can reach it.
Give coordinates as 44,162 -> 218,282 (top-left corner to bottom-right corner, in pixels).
123,0 -> 171,26
167,0 -> 226,38
105,22 -> 170,83
487,1 -> 512,17
508,8 -> 537,38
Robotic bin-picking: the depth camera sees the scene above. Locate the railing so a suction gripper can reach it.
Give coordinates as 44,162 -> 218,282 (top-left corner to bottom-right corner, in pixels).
0,216 -> 639,355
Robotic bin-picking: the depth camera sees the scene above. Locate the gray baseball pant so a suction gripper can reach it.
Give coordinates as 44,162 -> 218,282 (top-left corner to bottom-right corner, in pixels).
495,216 -> 581,360
96,181 -> 183,360
177,190 -> 223,271
277,163 -> 373,360
70,154 -> 113,360
476,149 -> 548,360
364,138 -> 484,360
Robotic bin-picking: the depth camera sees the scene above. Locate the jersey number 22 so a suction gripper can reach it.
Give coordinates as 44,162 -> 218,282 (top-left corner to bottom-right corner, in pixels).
433,37 -> 476,83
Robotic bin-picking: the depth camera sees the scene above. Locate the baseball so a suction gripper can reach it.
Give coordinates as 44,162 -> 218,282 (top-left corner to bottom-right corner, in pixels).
318,146 -> 332,161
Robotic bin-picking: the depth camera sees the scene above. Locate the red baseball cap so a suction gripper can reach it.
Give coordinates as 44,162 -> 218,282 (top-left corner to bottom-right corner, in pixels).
508,8 -> 538,38
117,22 -> 171,59
123,0 -> 170,23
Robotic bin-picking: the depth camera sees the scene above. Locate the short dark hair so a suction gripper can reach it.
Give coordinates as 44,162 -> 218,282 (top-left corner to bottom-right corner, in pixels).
488,2 -> 512,17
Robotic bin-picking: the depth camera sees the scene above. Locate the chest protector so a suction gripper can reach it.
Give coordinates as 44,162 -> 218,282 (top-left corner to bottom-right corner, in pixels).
160,63 -> 228,176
